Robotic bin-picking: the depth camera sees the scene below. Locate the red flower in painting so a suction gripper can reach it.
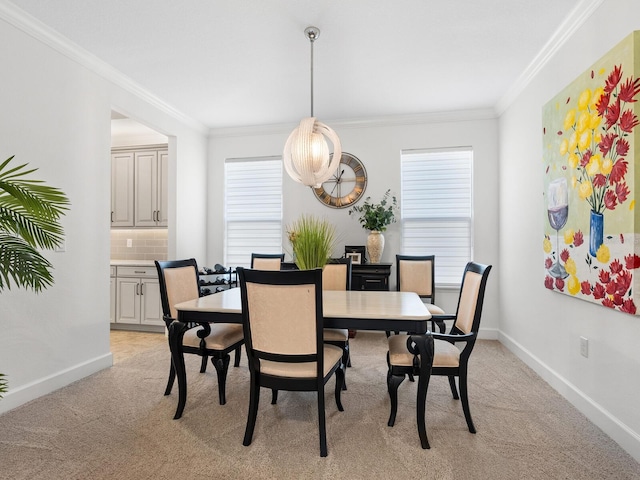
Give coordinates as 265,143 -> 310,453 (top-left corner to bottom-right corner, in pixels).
610,259 -> 623,274
598,270 -> 611,284
545,258 -> 553,269
580,281 -> 592,295
560,249 -> 570,262
616,138 -> 629,156
609,160 -> 627,184
616,270 -> 632,295
616,182 -> 629,203
618,77 -> 640,102
602,298 -> 616,309
573,230 -> 584,247
555,277 -> 565,291
604,190 -> 618,210
598,133 -> 617,156
605,99 -> 621,130
619,110 -> 639,132
605,281 -> 617,295
593,283 -> 606,299
612,294 -> 624,306
604,65 -> 622,93
621,298 -> 637,314
544,276 -> 554,290
580,150 -> 592,167
624,253 -> 640,269
596,92 -> 610,116
592,173 -> 607,188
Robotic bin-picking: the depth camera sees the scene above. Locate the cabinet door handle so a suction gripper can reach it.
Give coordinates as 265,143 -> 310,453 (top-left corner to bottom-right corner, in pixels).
111,211 -> 114,223
140,282 -> 144,295
135,283 -> 140,295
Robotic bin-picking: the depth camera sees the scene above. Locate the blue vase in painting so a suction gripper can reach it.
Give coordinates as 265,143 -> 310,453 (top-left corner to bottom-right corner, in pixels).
589,210 -> 604,257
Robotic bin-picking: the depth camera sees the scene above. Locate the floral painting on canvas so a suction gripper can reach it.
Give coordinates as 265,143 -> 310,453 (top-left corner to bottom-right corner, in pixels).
542,31 -> 640,315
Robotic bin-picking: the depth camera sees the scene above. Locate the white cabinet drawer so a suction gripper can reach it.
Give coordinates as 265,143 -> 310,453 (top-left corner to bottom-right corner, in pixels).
110,266 -> 116,277
117,266 -> 157,278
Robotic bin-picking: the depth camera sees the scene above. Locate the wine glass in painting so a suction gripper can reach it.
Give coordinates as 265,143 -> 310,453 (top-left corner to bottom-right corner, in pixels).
547,177 -> 569,279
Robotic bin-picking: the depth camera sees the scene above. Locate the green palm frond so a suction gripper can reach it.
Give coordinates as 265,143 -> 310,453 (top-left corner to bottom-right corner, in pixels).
0,373 -> 7,398
0,156 -> 69,292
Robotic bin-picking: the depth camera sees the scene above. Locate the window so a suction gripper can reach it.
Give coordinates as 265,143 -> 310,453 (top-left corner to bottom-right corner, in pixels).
401,148 -> 473,286
224,157 -> 283,268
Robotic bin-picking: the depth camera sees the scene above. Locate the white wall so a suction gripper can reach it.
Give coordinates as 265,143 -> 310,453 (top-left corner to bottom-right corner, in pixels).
498,0 -> 640,461
0,12 -> 208,414
208,113 -> 500,335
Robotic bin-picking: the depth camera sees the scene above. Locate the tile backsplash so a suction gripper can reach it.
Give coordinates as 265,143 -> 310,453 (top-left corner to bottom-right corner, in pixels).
111,229 -> 168,261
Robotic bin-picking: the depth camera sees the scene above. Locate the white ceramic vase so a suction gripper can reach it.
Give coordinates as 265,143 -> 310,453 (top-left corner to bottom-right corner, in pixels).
367,231 -> 385,264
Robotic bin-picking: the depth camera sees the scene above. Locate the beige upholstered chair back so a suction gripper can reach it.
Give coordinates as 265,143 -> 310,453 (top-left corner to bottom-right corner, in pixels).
398,259 -> 433,297
323,263 -> 348,291
163,266 -> 199,319
252,257 -> 282,271
454,270 -> 482,334
245,281 -> 318,355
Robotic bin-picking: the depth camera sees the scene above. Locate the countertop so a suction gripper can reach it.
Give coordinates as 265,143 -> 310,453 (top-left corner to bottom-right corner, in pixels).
110,260 -> 156,267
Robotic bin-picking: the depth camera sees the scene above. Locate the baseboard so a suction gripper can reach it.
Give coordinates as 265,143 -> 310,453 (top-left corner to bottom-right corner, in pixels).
499,331 -> 640,463
0,353 -> 113,415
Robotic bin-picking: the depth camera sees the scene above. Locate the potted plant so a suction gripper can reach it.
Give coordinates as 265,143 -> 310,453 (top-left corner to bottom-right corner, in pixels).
287,214 -> 337,270
0,155 -> 69,398
348,189 -> 397,263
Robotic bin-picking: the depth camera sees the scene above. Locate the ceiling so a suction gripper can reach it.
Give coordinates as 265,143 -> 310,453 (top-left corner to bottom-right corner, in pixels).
8,0 -> 585,130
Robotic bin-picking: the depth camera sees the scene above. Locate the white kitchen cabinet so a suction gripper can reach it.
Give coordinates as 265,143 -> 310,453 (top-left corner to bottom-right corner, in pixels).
134,149 -> 168,227
111,145 -> 168,228
114,266 -> 163,326
110,152 -> 135,227
110,266 -> 116,324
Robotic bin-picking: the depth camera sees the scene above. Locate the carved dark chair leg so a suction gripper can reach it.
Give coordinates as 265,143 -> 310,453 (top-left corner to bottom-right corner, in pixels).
448,375 -> 459,399
200,354 -> 208,373
234,346 -> 241,367
243,373 -> 260,447
164,362 -> 176,395
334,364 -> 345,412
211,354 -> 231,405
459,368 -> 476,433
387,373 -> 405,427
318,388 -> 328,457
271,389 -> 278,404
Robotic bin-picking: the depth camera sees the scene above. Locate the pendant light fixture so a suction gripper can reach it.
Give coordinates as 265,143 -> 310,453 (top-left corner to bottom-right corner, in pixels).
283,26 -> 342,188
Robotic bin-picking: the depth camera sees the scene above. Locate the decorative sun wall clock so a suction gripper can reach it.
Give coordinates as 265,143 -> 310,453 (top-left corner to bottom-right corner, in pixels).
542,31 -> 640,315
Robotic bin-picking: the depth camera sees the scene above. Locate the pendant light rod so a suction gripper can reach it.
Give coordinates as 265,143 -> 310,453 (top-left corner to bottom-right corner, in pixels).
304,26 -> 320,117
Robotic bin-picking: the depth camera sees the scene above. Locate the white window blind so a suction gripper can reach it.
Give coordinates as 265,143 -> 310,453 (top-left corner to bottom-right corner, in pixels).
224,157 -> 283,268
401,148 -> 473,286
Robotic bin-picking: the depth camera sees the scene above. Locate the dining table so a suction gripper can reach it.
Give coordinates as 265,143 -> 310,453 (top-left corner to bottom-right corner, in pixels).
170,287 -> 431,419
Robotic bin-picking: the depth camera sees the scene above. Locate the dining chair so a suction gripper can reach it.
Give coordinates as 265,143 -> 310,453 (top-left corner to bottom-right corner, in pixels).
386,261 -> 492,448
395,254 -> 448,334
237,267 -> 345,457
155,259 -> 244,415
322,257 -> 352,372
250,252 -> 285,270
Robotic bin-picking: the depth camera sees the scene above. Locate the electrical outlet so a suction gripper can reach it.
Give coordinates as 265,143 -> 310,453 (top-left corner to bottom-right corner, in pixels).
127,238 -> 132,248
580,336 -> 589,358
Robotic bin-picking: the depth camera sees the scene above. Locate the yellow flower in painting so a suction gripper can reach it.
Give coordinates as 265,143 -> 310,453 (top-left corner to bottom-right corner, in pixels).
601,157 -> 613,175
564,257 -> 577,275
578,181 -> 593,199
569,131 -> 578,151
559,139 -> 569,156
563,109 -> 576,131
564,229 -> 575,245
589,112 -> 602,130
591,87 -> 604,109
596,244 -> 610,263
630,200 -> 635,210
577,111 -> 590,133
594,133 -> 602,144
578,89 -> 591,111
543,237 -> 552,254
571,176 -> 577,188
578,130 -> 591,150
567,274 -> 581,295
568,153 -> 579,169
586,154 -> 601,176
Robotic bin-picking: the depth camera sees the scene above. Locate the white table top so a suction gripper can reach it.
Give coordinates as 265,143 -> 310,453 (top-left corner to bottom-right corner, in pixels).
175,288 -> 431,321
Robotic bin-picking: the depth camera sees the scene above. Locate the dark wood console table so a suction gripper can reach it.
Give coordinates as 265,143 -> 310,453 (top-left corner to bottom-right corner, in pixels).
350,263 -> 392,291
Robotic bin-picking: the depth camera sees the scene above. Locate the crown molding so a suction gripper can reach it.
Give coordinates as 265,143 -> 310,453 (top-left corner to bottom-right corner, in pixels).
0,0 -> 207,135
495,0 -> 605,115
209,108 -> 498,138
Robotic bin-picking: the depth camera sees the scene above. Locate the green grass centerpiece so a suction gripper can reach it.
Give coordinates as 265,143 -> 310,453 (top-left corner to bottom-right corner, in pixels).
287,215 -> 337,270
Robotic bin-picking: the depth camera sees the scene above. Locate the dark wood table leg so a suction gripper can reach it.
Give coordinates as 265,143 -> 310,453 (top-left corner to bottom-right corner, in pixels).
168,321 -> 189,419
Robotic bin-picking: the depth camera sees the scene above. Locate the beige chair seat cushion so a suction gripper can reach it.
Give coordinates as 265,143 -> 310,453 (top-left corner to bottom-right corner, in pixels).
323,328 -> 348,342
259,344 -> 343,378
182,323 -> 243,350
388,334 -> 460,368
426,304 -> 446,315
